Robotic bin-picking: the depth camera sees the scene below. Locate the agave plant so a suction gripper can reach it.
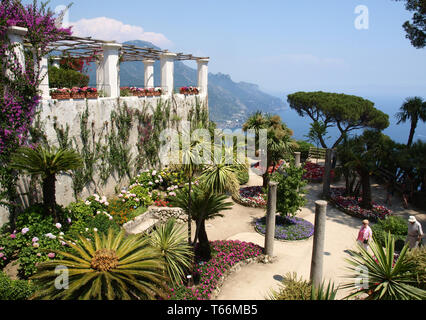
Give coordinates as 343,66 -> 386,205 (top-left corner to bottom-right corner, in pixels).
342,233 -> 426,300
31,229 -> 168,300
150,219 -> 193,285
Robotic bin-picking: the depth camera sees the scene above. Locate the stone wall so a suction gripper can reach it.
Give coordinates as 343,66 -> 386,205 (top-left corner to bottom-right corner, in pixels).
0,94 -> 207,227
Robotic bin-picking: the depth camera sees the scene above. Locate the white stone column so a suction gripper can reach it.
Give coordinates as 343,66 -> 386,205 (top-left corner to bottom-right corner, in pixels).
6,26 -> 28,75
160,52 -> 176,95
102,42 -> 122,98
52,57 -> 61,69
96,55 -> 104,93
197,58 -> 209,95
38,55 -> 50,99
143,59 -> 155,88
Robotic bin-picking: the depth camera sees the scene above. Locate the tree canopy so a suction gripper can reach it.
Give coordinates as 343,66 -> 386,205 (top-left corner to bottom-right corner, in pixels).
287,91 -> 390,148
395,0 -> 426,49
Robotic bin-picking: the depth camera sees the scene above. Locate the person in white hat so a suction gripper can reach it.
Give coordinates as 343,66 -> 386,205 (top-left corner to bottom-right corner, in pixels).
357,220 -> 372,251
406,216 -> 423,249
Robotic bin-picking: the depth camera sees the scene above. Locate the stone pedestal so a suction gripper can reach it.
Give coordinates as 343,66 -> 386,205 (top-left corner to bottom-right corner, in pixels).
295,152 -> 301,168
264,181 -> 278,257
323,149 -> 333,199
310,200 -> 327,287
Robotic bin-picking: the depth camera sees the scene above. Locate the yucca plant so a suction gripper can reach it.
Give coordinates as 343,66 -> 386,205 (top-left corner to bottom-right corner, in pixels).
342,233 -> 426,300
10,145 -> 83,222
310,281 -> 338,300
30,229 -> 168,300
150,219 -> 193,285
200,152 -> 241,196
267,273 -> 338,300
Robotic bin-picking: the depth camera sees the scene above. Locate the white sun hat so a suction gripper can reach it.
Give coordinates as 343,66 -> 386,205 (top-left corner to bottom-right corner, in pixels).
408,216 -> 417,223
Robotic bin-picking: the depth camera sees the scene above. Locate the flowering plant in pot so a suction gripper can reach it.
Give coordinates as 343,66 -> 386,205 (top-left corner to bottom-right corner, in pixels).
180,86 -> 199,95
85,87 -> 98,99
50,88 -> 71,100
154,87 -> 163,96
130,87 -> 145,97
70,87 -> 85,99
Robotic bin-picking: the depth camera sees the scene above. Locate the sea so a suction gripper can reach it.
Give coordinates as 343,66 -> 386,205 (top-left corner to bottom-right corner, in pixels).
218,95 -> 426,146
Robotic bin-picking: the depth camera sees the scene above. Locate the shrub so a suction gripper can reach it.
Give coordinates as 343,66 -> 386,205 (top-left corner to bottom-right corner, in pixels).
372,216 -> 408,247
87,213 -> 121,236
404,246 -> 426,290
0,271 -> 36,300
272,165 -> 307,217
267,273 -> 311,300
295,140 -> 315,162
48,66 -> 89,89
235,165 -> 249,185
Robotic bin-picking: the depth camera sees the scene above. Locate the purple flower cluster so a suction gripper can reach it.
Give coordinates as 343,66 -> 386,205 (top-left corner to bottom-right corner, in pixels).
168,240 -> 263,300
255,215 -> 314,241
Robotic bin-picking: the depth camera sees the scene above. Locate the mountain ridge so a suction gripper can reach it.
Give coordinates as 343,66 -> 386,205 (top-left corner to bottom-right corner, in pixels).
90,40 -> 286,127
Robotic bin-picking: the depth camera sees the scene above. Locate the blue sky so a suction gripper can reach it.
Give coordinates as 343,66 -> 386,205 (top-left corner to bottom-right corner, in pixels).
26,0 -> 426,98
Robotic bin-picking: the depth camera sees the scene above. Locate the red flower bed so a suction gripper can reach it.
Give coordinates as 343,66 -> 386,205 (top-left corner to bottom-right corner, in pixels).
330,188 -> 392,221
168,240 -> 263,300
302,162 -> 335,182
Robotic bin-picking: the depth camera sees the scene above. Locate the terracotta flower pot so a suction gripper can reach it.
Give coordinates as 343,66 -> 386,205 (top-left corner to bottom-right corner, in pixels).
71,92 -> 85,99
153,92 -> 162,96
51,92 -> 70,100
86,92 -> 99,99
133,91 -> 146,97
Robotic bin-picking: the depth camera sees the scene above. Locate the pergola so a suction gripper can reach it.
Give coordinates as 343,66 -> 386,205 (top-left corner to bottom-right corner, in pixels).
46,35 -> 209,62
6,26 -> 210,99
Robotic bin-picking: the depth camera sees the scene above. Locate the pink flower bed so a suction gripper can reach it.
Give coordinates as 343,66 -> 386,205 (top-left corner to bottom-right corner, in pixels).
330,188 -> 391,221
168,240 -> 263,300
303,162 -> 335,182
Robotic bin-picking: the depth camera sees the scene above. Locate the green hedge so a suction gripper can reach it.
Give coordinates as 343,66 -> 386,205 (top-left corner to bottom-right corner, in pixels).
295,140 -> 315,162
0,271 -> 36,300
371,216 -> 408,247
49,66 -> 89,89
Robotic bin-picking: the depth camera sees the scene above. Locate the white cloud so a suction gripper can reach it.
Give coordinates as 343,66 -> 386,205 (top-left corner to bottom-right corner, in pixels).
70,17 -> 172,48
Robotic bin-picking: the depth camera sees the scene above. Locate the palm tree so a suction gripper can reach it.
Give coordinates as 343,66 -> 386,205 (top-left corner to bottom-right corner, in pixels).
150,219 -> 194,285
176,122 -> 211,245
396,97 -> 426,147
171,185 -> 233,261
31,229 -> 168,300
10,145 -> 83,222
342,233 -> 426,300
244,113 -> 297,188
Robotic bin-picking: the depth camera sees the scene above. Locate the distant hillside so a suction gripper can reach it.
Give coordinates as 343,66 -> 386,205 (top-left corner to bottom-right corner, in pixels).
88,40 -> 285,126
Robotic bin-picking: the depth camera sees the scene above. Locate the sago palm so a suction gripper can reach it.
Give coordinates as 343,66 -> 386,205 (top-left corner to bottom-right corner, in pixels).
396,97 -> 426,147
10,145 -> 83,222
342,233 -> 426,300
150,219 -> 194,285
171,185 -> 233,261
30,229 -> 168,300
